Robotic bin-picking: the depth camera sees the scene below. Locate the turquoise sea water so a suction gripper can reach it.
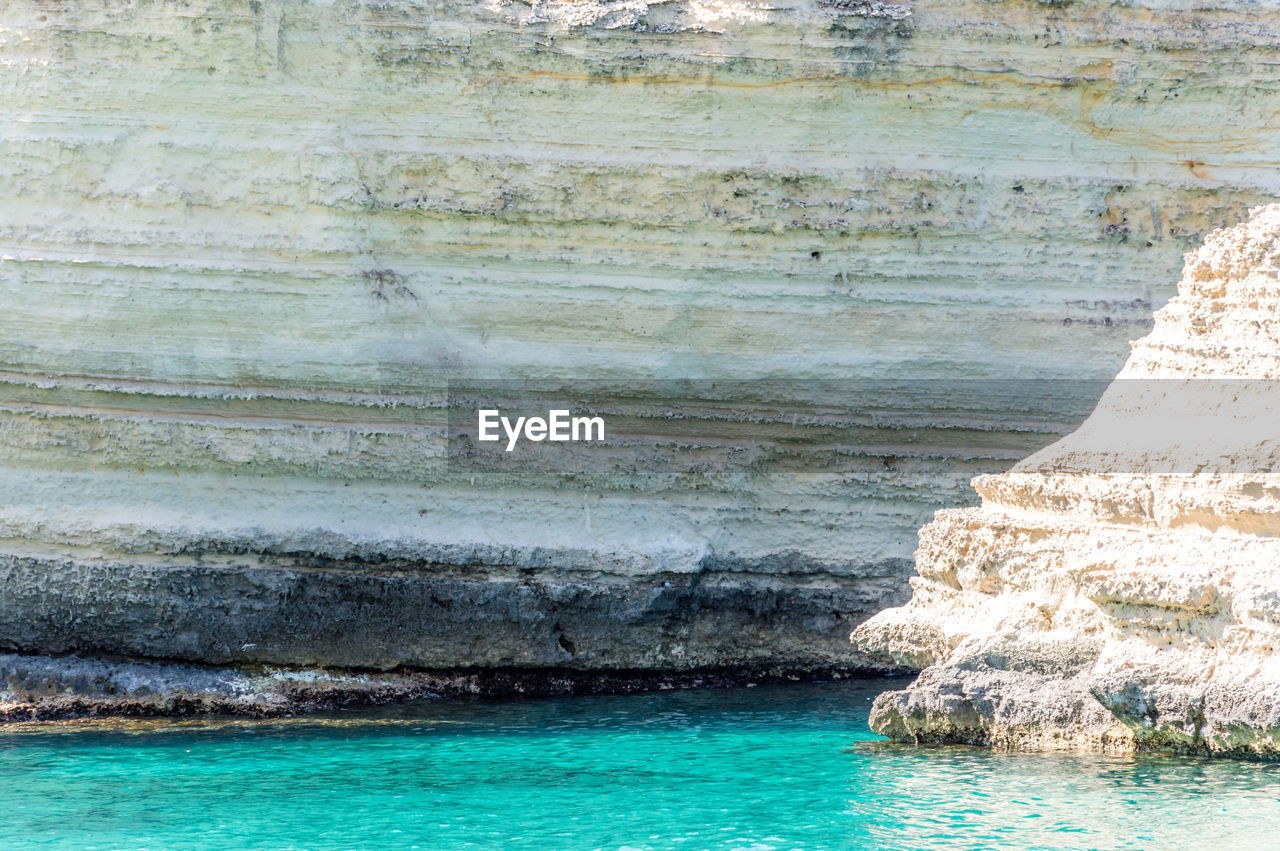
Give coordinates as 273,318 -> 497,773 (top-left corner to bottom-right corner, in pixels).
3,679 -> 1280,851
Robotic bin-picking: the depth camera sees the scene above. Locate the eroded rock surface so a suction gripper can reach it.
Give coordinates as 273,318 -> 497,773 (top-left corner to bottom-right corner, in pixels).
856,206 -> 1280,756
1,1 -> 1279,706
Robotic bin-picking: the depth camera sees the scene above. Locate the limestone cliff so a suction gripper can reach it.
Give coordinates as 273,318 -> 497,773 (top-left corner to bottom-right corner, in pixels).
0,0 -> 1278,708
856,205 -> 1280,756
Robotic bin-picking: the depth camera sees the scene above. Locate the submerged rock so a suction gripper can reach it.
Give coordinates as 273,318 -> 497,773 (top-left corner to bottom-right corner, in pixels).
855,205 -> 1280,757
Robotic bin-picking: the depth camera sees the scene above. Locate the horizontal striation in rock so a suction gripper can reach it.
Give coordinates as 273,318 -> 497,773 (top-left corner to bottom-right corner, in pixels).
0,0 -> 1278,678
3,0 -> 1276,389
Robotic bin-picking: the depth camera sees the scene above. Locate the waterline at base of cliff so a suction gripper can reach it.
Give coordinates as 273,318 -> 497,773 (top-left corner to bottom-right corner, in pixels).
0,651 -> 905,722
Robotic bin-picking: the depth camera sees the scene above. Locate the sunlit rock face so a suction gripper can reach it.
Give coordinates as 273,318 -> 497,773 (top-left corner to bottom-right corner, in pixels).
856,205 -> 1280,756
0,0 -> 1278,683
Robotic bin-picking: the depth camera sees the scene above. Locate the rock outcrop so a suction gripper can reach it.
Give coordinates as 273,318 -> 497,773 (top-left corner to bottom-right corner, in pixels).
0,0 -> 1278,707
856,205 -> 1280,756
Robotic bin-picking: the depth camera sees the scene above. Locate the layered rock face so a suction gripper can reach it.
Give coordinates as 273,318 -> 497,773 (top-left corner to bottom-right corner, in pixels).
856,205 -> 1280,756
0,0 -> 1278,705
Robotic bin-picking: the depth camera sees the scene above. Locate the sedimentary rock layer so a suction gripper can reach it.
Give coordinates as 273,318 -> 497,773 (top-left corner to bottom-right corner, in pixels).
0,651 -> 857,721
856,205 -> 1280,756
0,0 -> 1277,685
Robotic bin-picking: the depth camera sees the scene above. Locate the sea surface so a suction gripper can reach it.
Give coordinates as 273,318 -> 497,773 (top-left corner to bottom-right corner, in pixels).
3,678 -> 1280,850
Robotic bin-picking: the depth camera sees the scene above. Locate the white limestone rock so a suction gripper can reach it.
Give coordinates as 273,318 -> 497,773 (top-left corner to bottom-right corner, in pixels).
855,205 -> 1280,756
1,0 -> 1279,682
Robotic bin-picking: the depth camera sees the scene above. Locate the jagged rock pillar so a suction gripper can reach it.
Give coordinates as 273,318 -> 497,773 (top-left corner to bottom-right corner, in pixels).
856,206 -> 1280,756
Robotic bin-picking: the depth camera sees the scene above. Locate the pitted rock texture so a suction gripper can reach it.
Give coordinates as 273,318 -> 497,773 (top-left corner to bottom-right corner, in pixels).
856,205 -> 1280,757
0,0 -> 1278,691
